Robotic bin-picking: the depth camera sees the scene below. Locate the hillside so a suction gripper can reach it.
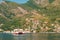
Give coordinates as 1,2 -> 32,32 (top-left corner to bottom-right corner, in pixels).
22,0 -> 60,19
0,0 -> 60,32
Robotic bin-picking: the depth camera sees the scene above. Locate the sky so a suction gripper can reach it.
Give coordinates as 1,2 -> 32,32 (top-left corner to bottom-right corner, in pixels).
0,0 -> 2,2
0,0 -> 29,4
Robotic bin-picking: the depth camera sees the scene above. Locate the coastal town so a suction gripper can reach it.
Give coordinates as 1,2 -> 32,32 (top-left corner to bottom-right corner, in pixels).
0,0 -> 60,34
0,0 -> 60,40
0,21 -> 60,34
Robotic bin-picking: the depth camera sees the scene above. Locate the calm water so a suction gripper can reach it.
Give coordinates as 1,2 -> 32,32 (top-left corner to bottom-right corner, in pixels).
0,33 -> 60,40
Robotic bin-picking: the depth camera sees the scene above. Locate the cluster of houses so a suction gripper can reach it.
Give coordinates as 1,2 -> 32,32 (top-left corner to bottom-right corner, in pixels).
3,29 -> 31,34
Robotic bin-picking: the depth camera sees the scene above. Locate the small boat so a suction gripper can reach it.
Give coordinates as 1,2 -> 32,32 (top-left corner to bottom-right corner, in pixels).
13,32 -> 24,35
12,29 -> 24,35
18,32 -> 24,34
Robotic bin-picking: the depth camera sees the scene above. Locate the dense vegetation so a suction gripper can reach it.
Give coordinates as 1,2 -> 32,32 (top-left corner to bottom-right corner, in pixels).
0,0 -> 60,32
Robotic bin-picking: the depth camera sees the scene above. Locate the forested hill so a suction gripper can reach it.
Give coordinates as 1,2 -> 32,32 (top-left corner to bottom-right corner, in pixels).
0,0 -> 60,31
22,0 -> 60,19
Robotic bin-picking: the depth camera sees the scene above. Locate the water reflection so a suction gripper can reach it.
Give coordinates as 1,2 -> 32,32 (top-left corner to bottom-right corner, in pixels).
0,33 -> 60,40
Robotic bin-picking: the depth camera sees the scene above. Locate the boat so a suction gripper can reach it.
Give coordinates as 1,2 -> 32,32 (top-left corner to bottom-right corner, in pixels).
11,29 -> 31,35
11,29 -> 24,35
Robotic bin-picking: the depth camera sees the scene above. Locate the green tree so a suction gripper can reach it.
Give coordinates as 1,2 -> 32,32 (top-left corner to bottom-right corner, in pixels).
1,21 -> 13,31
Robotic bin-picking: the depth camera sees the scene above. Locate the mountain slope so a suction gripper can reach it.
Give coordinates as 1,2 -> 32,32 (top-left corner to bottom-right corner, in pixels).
0,0 -> 60,31
22,0 -> 60,19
